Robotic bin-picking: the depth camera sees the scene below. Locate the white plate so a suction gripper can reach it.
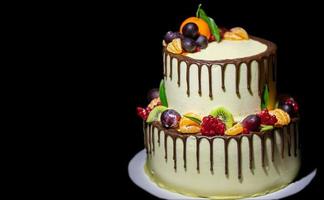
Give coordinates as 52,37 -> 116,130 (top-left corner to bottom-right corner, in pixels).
128,149 -> 316,200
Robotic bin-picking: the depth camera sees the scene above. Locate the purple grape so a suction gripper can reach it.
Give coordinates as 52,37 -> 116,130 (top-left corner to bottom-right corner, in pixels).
147,88 -> 159,102
182,23 -> 199,39
242,115 -> 261,132
195,35 -> 208,49
161,109 -> 181,128
181,37 -> 197,53
164,31 -> 183,44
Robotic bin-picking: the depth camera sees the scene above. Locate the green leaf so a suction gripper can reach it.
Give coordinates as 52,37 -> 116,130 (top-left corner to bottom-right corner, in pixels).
196,4 -> 202,18
183,115 -> 202,124
159,79 -> 168,107
260,125 -> 274,132
198,8 -> 221,42
261,84 -> 269,110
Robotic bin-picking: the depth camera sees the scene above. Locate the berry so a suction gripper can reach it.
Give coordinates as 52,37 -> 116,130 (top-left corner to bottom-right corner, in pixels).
201,115 -> 225,136
161,109 -> 181,128
147,88 -> 159,102
242,114 -> 261,132
279,95 -> 299,114
182,23 -> 199,39
195,35 -> 208,49
137,107 -> 149,120
181,37 -> 197,53
257,109 -> 278,125
209,34 -> 215,42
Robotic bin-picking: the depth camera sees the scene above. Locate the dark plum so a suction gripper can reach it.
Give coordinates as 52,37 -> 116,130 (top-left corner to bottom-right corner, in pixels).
242,114 -> 261,132
279,104 -> 293,115
147,88 -> 159,102
161,109 -> 181,128
195,35 -> 208,49
182,23 -> 199,39
181,37 -> 197,53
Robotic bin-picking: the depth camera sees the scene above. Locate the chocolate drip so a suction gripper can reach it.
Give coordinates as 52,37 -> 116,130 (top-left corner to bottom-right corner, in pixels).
224,138 -> 229,176
260,134 -> 266,167
294,122 -> 297,156
270,131 -> 275,162
169,57 -> 173,79
152,126 -> 155,154
158,129 -> 161,146
235,64 -> 241,98
177,60 -> 181,86
164,53 -> 167,79
287,124 -> 291,156
147,119 -> 298,179
164,133 -> 168,161
221,64 -> 226,92
172,136 -> 177,170
163,37 -> 276,98
182,137 -> 187,170
272,55 -> 277,81
186,63 -> 190,96
208,138 -> 214,173
247,61 -> 253,95
198,64 -> 202,96
148,124 -> 152,154
248,135 -> 254,169
236,137 -> 242,179
144,123 -> 148,155
208,65 -> 213,98
258,59 -> 264,96
280,128 -> 285,159
196,138 -> 202,172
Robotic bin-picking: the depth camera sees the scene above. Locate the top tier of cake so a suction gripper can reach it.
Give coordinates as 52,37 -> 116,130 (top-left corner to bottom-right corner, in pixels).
163,36 -> 277,121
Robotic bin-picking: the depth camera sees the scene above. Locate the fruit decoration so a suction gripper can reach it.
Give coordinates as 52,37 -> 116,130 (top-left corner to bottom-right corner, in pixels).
242,114 -> 261,133
178,115 -> 201,134
225,123 -> 244,136
180,17 -> 211,40
209,107 -> 234,129
166,38 -> 183,54
159,79 -> 168,107
164,31 -> 183,44
137,107 -> 152,121
260,125 -> 274,132
146,105 -> 168,123
201,115 -> 225,136
278,95 -> 299,116
223,27 -> 249,40
181,37 -> 197,53
195,35 -> 208,49
269,109 -> 290,127
161,109 -> 181,128
147,97 -> 161,110
257,109 -> 277,125
147,88 -> 159,102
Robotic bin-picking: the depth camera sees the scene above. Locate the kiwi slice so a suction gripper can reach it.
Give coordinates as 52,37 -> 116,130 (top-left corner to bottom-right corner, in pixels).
209,107 -> 234,129
146,106 -> 168,123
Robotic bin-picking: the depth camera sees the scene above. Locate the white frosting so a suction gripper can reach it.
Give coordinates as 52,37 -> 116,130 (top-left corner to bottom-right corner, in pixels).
187,39 -> 267,60
145,125 -> 300,198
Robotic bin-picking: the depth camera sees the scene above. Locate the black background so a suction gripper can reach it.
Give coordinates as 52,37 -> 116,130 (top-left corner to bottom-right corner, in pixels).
101,1 -> 323,199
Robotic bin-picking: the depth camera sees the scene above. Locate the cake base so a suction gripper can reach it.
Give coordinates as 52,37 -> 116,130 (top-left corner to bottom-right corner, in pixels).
129,150 -> 316,199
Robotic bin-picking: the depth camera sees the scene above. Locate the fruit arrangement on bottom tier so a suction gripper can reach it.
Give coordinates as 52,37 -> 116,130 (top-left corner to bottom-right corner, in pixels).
137,81 -> 299,138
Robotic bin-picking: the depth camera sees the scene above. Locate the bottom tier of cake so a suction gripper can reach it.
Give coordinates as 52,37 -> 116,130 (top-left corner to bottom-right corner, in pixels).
144,120 -> 300,199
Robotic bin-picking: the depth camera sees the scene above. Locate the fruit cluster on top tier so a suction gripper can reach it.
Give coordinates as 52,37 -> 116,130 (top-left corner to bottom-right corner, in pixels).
163,4 -> 249,54
137,80 -> 299,137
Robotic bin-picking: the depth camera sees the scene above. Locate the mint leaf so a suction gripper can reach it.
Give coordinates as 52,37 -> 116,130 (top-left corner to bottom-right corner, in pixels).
260,125 -> 274,132
159,79 -> 168,107
183,115 -> 202,124
198,8 -> 221,42
261,84 -> 269,110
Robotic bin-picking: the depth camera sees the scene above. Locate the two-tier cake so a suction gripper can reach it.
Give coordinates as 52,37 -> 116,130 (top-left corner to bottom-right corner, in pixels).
136,5 -> 300,199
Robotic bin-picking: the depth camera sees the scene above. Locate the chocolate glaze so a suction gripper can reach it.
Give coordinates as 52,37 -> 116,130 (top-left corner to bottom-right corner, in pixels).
287,124 -> 292,157
157,129 -> 161,146
145,118 -> 299,179
144,122 -> 148,155
163,36 -> 277,98
148,123 -> 152,154
152,126 -> 155,154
